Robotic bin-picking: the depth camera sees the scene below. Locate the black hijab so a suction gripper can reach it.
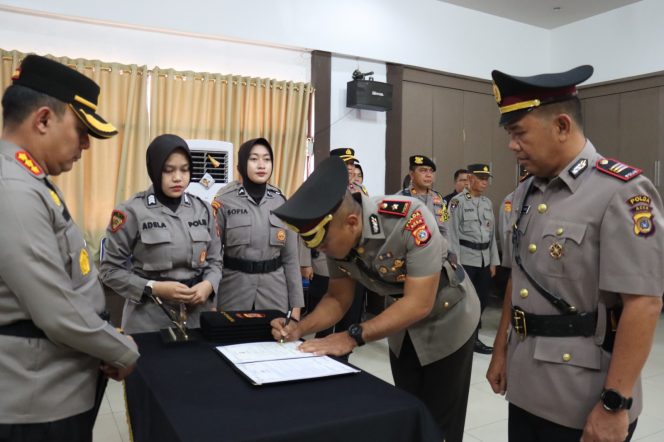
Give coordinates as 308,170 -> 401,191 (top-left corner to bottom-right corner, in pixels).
237,138 -> 274,204
146,134 -> 193,212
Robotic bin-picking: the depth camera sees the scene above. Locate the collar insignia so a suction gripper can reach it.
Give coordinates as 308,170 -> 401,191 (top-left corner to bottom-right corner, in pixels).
569,158 -> 588,178
15,151 -> 43,176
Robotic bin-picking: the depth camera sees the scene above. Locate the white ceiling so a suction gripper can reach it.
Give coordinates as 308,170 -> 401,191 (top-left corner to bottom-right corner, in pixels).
437,0 -> 643,29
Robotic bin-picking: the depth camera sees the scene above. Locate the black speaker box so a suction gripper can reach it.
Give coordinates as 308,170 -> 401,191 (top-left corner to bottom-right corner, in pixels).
346,80 -> 393,111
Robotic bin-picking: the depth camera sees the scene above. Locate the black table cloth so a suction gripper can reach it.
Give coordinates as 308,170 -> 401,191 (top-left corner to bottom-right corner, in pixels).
125,332 -> 442,442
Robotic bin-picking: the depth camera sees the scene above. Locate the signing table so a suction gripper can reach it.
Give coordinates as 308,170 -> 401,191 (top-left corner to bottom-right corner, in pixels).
125,332 -> 442,442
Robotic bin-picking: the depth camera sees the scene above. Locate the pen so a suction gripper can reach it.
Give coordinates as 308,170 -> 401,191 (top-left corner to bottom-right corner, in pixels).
280,309 -> 293,344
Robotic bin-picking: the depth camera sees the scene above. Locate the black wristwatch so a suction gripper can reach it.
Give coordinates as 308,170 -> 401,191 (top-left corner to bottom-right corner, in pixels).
140,280 -> 155,302
347,323 -> 365,347
600,388 -> 633,412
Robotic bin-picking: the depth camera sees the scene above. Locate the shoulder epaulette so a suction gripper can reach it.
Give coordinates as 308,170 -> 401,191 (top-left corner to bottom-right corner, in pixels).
378,199 -> 411,217
596,158 -> 642,182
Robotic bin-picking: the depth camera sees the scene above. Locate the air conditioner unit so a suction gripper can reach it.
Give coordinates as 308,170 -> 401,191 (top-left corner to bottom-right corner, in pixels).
185,139 -> 234,204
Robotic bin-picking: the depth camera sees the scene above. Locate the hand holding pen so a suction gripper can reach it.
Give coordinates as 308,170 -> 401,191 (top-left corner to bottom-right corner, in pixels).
279,309 -> 293,344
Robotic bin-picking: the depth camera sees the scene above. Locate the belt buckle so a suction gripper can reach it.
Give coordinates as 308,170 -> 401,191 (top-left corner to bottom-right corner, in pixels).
513,309 -> 527,340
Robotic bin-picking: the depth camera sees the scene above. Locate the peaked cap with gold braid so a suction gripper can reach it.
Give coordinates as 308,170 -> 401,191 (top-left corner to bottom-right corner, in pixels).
491,65 -> 593,126
11,54 -> 117,138
272,156 -> 348,248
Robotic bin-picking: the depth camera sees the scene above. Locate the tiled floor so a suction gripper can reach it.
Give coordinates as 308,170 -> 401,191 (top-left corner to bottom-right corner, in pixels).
94,307 -> 664,441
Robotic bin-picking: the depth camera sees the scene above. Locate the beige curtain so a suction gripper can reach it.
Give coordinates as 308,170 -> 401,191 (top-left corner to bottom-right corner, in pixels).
0,50 -> 150,260
150,68 -> 312,196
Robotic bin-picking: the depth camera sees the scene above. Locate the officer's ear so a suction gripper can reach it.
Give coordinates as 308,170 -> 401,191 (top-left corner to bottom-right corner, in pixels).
553,114 -> 573,139
34,106 -> 52,134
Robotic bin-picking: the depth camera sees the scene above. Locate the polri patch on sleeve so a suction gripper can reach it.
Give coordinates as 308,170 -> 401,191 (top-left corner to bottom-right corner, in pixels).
110,210 -> 127,233
404,210 -> 432,246
378,199 -> 410,217
596,158 -> 642,181
626,194 -> 655,237
449,198 -> 459,212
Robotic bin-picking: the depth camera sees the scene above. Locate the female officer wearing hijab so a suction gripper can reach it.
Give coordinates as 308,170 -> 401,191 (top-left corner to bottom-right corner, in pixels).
99,134 -> 222,333
213,138 -> 303,318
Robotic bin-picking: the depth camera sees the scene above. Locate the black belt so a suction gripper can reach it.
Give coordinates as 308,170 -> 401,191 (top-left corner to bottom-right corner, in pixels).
135,272 -> 203,288
511,307 -> 596,339
224,256 -> 283,274
0,311 -> 111,339
460,239 -> 490,250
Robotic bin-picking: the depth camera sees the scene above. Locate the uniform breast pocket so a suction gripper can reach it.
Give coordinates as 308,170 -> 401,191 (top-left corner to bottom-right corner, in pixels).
190,228 -> 212,268
225,215 -> 251,246
539,220 -> 587,279
140,229 -> 173,271
269,214 -> 287,248
460,211 -> 477,233
481,207 -> 494,230
65,226 -> 91,289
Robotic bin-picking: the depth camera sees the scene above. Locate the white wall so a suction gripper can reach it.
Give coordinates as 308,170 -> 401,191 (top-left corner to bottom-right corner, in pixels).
330,56 -> 386,195
0,8 -> 311,82
552,0 -> 664,84
0,0 -> 550,80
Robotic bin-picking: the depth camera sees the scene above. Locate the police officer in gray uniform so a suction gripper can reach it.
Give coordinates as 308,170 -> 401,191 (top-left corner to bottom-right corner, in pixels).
214,138 -> 303,317
271,157 -> 481,442
486,65 -> 664,442
0,55 -> 139,441
99,134 -> 222,334
448,163 -> 500,354
398,155 -> 449,239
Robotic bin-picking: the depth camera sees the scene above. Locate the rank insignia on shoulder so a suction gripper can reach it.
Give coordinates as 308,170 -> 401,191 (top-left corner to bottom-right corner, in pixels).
110,210 -> 127,233
465,193 -> 472,200
504,201 -> 512,213
626,194 -> 655,237
378,199 -> 410,217
147,194 -> 157,206
596,158 -> 642,181
369,214 -> 381,235
15,151 -> 43,176
211,200 -> 221,211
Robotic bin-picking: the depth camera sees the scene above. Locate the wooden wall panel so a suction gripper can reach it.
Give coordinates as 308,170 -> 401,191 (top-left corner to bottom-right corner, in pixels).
432,87 -> 464,194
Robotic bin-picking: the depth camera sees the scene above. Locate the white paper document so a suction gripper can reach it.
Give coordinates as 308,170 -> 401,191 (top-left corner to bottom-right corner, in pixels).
216,341 -> 360,385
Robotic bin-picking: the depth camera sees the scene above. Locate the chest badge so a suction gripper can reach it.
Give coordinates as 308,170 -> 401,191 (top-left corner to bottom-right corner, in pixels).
199,250 -> 207,263
276,229 -> 286,242
49,189 -> 61,207
549,242 -> 564,259
79,249 -> 91,276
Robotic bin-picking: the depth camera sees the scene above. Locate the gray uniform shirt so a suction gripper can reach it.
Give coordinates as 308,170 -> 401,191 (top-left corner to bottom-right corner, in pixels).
448,188 -> 500,268
502,141 -> 664,429
99,187 -> 222,334
498,191 -> 515,254
327,194 -> 480,366
397,186 -> 449,238
298,237 -> 329,277
0,141 -> 139,423
214,182 -> 304,313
